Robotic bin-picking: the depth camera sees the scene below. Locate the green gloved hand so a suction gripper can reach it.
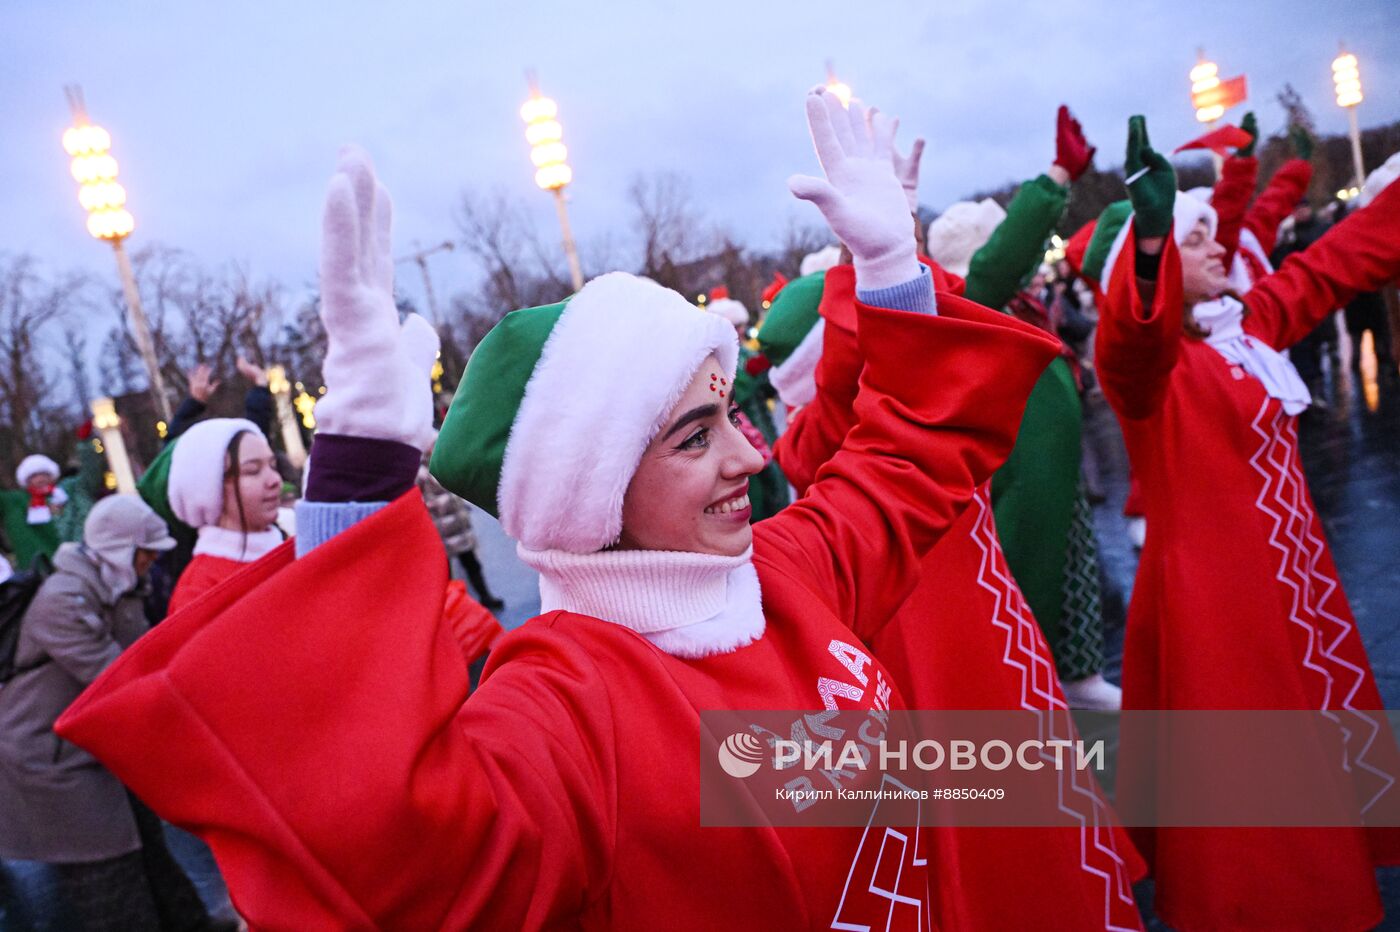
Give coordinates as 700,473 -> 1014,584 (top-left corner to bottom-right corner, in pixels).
1290,124 -> 1314,161
1238,112 -> 1258,157
1124,115 -> 1176,239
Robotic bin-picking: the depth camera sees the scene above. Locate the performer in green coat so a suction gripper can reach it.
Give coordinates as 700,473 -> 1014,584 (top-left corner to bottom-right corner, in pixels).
929,106 -> 1120,709
0,454 -> 67,569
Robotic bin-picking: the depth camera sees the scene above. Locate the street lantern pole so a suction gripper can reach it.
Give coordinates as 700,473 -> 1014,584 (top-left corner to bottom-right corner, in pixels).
63,85 -> 171,423
522,75 -> 584,292
1333,48 -> 1366,188
396,240 -> 455,321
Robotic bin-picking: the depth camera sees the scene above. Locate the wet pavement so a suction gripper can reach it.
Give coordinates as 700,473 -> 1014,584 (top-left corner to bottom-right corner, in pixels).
4,332 -> 1398,931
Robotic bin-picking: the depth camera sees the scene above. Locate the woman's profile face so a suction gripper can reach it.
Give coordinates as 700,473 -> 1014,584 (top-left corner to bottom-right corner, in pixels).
221,433 -> 282,533
1179,220 -> 1228,304
617,354 -> 765,556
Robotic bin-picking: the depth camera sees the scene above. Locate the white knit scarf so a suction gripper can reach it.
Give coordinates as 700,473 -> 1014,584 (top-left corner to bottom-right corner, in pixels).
516,544 -> 765,659
1192,297 -> 1312,415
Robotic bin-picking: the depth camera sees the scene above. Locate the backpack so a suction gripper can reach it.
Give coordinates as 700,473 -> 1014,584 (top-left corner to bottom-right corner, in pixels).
0,553 -> 54,684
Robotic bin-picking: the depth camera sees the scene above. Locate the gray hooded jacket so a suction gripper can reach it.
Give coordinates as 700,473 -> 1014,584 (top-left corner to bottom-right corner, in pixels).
0,495 -> 172,862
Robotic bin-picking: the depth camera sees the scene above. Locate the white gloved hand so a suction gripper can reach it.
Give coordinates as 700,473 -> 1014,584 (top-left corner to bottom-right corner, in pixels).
788,89 -> 922,291
891,134 -> 926,214
314,146 -> 439,451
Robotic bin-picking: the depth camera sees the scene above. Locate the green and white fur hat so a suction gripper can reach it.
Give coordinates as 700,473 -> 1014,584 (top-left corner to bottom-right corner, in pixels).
757,270 -> 827,408
431,271 -> 738,554
1100,191 -> 1218,285
757,243 -> 846,409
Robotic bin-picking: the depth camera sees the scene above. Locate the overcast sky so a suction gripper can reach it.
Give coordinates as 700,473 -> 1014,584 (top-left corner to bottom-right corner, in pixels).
4,0 -> 1398,316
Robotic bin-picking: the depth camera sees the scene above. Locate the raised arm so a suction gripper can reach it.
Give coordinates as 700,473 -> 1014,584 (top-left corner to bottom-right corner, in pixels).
760,89 -> 1052,629
1210,114 -> 1260,270
1244,127 -> 1314,256
964,104 -> 1090,311
1244,175 -> 1400,350
1093,116 -> 1187,421
58,496 -> 610,930
288,147 -> 442,554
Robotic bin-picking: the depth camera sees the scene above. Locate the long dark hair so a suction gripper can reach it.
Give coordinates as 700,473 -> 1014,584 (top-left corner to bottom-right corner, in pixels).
223,430 -> 252,560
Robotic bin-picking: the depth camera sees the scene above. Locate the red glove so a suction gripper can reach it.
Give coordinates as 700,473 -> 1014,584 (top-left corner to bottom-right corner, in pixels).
1053,104 -> 1096,181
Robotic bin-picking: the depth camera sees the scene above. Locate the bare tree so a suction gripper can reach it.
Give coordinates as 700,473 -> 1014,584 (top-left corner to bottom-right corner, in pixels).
0,255 -> 84,473
1276,84 -> 1317,135
455,189 -> 571,313
774,218 -> 833,277
628,172 -> 719,287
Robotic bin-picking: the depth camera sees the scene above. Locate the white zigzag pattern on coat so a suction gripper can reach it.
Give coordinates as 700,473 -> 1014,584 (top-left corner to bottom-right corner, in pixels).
967,490 -> 1141,931
1248,401 -> 1395,812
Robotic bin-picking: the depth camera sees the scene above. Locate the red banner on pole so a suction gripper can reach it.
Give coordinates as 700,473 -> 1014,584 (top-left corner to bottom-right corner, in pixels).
1192,74 -> 1248,111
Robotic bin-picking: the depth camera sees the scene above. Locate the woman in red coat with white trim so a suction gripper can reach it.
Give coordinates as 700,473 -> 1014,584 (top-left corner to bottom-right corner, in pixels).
55,92 -> 1060,931
1096,116 -> 1400,932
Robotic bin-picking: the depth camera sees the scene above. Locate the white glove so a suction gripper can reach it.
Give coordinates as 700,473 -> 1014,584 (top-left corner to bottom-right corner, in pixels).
788,89 -> 922,291
315,146 -> 439,451
892,135 -> 926,214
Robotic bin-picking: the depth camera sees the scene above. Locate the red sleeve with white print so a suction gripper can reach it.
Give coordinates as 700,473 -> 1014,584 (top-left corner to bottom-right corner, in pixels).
1211,155 -> 1257,271
1244,177 -> 1400,351
58,494 -> 613,931
757,293 -> 1058,641
1245,158 -> 1313,256
1093,223 -> 1187,421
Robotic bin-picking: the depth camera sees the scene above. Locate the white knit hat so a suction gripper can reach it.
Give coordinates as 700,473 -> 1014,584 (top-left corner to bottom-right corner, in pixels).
799,245 -> 842,277
707,297 -> 750,327
1359,151 -> 1400,208
15,455 -> 60,487
168,418 -> 262,529
1102,191 -> 1219,285
925,199 -> 1007,277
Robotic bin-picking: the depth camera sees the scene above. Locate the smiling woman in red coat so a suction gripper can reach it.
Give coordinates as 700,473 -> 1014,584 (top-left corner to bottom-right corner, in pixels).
1095,116 -> 1400,932
56,91 -> 1060,931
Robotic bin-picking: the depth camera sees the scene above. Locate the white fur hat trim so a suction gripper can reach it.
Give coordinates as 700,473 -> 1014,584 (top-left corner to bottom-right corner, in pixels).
768,319 -> 825,409
707,297 -> 749,327
497,272 -> 739,554
1359,151 -> 1400,208
925,199 -> 1007,278
1102,192 -> 1219,288
15,455 -> 60,487
800,245 -> 842,277
169,418 -> 262,529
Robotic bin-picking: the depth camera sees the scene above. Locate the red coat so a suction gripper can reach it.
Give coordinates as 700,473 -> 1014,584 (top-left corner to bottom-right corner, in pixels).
168,553 -> 244,616
778,265 -> 1145,932
1211,156 -> 1313,285
59,299 -> 1057,931
1095,180 -> 1400,932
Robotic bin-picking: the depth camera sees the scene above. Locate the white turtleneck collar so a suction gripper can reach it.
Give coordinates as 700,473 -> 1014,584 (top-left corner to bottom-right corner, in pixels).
516,544 -> 765,660
1192,297 -> 1312,415
194,525 -> 285,563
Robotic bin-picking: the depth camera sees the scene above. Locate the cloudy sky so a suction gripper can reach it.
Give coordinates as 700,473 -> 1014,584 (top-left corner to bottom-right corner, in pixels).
4,0 -> 1397,315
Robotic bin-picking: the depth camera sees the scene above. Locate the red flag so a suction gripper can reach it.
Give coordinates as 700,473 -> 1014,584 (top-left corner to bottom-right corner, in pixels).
1174,124 -> 1253,156
1190,74 -> 1248,114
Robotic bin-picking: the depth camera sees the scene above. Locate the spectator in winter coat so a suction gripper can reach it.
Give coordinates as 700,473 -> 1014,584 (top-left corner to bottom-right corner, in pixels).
0,495 -> 233,932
